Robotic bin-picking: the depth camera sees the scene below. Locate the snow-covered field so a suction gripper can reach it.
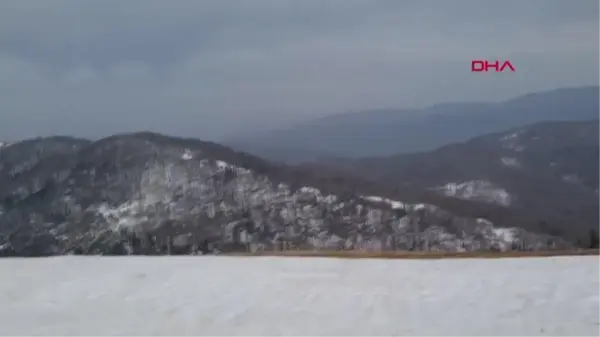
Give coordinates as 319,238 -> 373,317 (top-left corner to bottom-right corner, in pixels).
0,256 -> 598,336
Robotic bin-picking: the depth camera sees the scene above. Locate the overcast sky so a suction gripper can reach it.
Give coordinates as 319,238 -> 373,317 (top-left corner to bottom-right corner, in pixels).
0,0 -> 598,141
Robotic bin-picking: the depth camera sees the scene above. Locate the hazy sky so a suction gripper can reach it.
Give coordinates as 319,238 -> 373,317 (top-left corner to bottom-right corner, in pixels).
0,0 -> 598,141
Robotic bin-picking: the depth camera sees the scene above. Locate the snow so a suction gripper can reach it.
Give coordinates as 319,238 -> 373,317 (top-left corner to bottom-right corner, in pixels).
181,149 -> 193,160
299,186 -> 320,194
361,195 -> 405,209
0,256 -> 597,336
492,227 -> 517,243
215,160 -> 229,170
436,180 -> 512,206
501,132 -> 520,141
500,131 -> 526,152
501,157 -> 521,168
363,195 -> 385,203
412,203 -> 428,211
96,202 -> 150,229
213,159 -> 250,174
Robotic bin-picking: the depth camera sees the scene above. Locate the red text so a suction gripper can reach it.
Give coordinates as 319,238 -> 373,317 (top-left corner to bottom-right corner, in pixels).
471,60 -> 515,72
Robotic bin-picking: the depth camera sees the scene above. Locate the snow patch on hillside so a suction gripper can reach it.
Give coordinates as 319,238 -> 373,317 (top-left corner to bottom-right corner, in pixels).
501,132 -> 520,141
95,201 -> 151,230
214,159 -> 250,174
492,227 -> 517,243
501,157 -> 521,168
181,149 -> 193,160
435,180 -> 512,206
500,131 -> 526,152
361,196 -> 405,209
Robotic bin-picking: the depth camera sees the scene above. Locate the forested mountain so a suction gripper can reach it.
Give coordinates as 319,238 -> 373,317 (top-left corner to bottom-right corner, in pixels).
0,131 -> 575,256
320,120 -> 599,245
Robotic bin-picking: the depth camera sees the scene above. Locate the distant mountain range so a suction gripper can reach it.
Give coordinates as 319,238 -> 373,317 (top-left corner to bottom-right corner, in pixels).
0,85 -> 598,257
229,86 -> 599,163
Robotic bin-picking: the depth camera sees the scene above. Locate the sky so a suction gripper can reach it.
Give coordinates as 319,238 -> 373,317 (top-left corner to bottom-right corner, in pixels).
0,0 -> 598,142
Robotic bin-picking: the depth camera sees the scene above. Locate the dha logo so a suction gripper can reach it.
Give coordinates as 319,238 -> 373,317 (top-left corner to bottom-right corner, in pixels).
471,60 -> 516,72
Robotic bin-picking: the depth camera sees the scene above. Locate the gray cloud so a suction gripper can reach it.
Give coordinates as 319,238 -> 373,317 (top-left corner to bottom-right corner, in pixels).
0,0 -> 598,141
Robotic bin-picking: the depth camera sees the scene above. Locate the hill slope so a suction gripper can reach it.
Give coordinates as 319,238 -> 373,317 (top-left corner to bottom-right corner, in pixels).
231,86 -> 599,162
323,120 -> 599,244
0,132 -> 570,256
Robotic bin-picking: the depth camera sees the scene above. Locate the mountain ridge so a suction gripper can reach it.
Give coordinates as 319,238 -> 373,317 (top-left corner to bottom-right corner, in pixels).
319,119 -> 599,244
0,129 -> 579,257
229,86 -> 599,162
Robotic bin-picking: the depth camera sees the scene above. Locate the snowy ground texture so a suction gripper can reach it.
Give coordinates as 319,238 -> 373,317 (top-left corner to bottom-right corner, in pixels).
0,256 -> 598,336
